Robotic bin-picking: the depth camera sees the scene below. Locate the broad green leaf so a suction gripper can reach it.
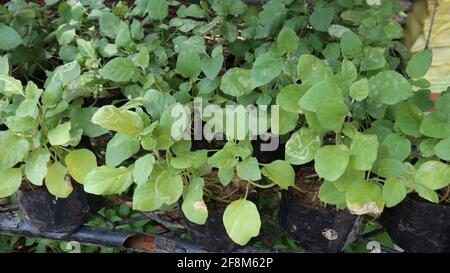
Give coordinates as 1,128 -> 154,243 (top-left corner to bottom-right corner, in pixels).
236,157 -> 261,181
415,161 -> 450,190
381,133 -> 411,161
368,71 -> 413,105
170,150 -> 208,169
298,79 -> 343,112
0,75 -> 23,97
45,162 -> 73,198
182,176 -> 208,225
276,27 -> 299,53
70,107 -> 109,138
65,149 -> 97,184
395,102 -> 423,137
339,59 -> 357,88
0,168 -> 21,198
106,133 -> 140,168
133,180 -> 163,211
350,133 -> 378,170
261,160 -> 294,189
349,78 -> 369,101
91,105 -> 144,137
133,154 -> 156,186
148,0 -> 168,20
434,138 -> 450,161
309,7 -> 334,32
100,57 -> 135,82
56,24 -> 75,45
406,49 -> 432,79
251,52 -> 283,88
415,183 -> 439,203
0,55 -> 9,75
340,31 -> 362,58
156,170 -> 184,205
314,145 -> 350,181
419,138 -> 438,157
361,47 -> 386,71
276,84 -> 308,113
346,180 -> 384,215
0,131 -> 29,170
218,167 -> 234,186
376,158 -> 406,178
84,166 -> 133,195
333,166 -> 365,191
272,108 -> 298,135
99,13 -> 121,38
115,22 -> 131,47
220,68 -> 253,97
25,148 -> 50,186
48,122 -> 71,146
177,48 -> 201,78
133,47 -> 149,70
285,127 -> 322,165
316,100 -> 348,132
143,89 -> 176,119
201,45 -> 223,80
383,177 -> 407,208
318,180 -> 346,208
0,25 -> 22,50
420,112 -> 450,139
297,55 -> 333,85
223,200 -> 261,245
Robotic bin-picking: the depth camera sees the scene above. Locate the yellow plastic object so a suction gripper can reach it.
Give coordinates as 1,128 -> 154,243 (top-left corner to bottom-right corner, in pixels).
407,0 -> 450,92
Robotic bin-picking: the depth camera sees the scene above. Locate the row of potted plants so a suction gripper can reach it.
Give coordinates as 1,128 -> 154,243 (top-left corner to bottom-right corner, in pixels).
0,0 -> 448,252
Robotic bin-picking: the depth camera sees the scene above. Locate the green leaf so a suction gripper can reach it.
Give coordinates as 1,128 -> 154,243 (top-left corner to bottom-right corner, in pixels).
155,170 -> 184,205
420,112 -> 450,139
84,166 -> 133,195
45,162 -> 73,198
0,55 -> 9,75
70,107 -> 109,138
0,75 -> 23,97
383,177 -> 407,208
261,160 -> 294,189
236,157 -> 261,181
419,138 -> 438,157
415,183 -> 439,203
0,168 -> 21,198
115,22 -> 131,47
350,133 -> 379,171
148,0 -> 168,20
25,148 -> 50,186
276,84 -> 308,113
65,149 -> 97,184
251,52 -> 283,88
133,180 -> 163,211
333,166 -> 365,191
106,133 -> 140,168
133,155 -> 156,186
220,68 -> 253,97
309,7 -> 334,32
48,122 -> 71,146
346,180 -> 384,215
91,105 -> 144,137
170,150 -> 208,169
406,49 -> 432,79
0,131 -> 29,170
0,25 -> 22,50
434,138 -> 450,161
218,167 -> 234,186
100,57 -> 135,83
376,158 -> 406,178
340,31 -> 362,58
368,71 -> 413,105
201,45 -> 223,79
361,47 -> 386,71
223,200 -> 261,245
56,24 -> 76,45
276,26 -> 299,54
415,161 -> 450,190
349,78 -> 369,101
318,180 -> 346,208
176,48 -> 201,79
297,55 -> 333,85
285,127 -> 322,165
99,13 -> 121,38
381,133 -> 411,161
314,145 -> 350,181
395,102 -> 423,137
272,108 -> 298,135
316,100 -> 348,132
182,176 -> 208,225
298,79 -> 343,112
133,47 -> 149,70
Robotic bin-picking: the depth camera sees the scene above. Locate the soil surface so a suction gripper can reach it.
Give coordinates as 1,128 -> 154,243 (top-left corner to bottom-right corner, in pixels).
293,166 -> 331,210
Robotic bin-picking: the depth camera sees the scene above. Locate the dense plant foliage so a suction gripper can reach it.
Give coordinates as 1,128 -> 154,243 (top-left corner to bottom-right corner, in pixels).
0,0 -> 448,247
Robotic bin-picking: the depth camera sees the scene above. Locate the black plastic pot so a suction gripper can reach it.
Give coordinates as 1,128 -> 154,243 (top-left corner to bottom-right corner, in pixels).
278,189 -> 362,253
380,195 -> 450,253
16,183 -> 96,233
181,190 -> 259,252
